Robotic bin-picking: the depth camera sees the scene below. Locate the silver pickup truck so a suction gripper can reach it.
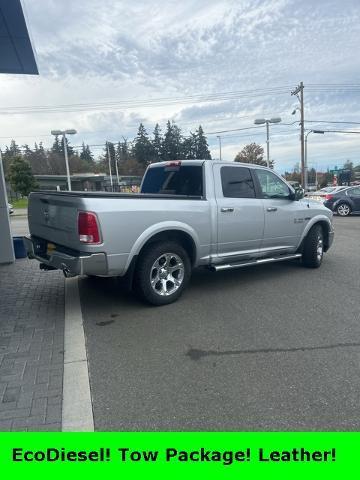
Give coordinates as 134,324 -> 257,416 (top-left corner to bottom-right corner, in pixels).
25,160 -> 334,305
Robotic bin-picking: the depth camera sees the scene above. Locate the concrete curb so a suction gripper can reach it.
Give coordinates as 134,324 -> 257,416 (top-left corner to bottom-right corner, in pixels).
62,277 -> 94,432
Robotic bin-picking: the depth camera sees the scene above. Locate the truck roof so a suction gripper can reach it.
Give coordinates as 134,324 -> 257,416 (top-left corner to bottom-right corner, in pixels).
148,160 -> 271,170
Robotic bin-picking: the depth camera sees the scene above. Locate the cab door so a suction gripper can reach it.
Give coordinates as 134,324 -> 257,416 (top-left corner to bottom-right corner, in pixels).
252,168 -> 304,252
213,164 -> 265,260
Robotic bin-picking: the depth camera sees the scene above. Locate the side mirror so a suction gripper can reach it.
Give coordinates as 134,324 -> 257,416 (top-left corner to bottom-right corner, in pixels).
290,187 -> 304,201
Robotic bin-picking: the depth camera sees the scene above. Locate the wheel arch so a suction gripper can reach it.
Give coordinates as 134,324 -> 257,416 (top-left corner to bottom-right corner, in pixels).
125,222 -> 199,273
298,216 -> 333,253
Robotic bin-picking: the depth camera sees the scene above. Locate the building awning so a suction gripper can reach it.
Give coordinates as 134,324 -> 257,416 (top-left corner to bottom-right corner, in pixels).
0,0 -> 38,264
0,0 -> 38,74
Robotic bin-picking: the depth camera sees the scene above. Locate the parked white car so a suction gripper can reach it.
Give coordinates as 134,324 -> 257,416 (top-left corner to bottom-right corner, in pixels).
8,203 -> 14,214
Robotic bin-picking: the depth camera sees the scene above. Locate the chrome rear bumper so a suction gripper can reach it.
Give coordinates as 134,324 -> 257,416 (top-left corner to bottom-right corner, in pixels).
24,235 -> 107,277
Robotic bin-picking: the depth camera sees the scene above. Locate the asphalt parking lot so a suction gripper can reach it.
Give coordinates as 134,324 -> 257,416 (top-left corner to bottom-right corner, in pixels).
78,217 -> 360,431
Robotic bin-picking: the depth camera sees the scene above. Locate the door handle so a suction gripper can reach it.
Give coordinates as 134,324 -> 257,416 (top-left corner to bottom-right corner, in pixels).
221,207 -> 234,213
267,207 -> 277,212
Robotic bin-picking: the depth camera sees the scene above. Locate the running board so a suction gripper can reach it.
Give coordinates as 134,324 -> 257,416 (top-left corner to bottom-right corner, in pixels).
212,253 -> 302,272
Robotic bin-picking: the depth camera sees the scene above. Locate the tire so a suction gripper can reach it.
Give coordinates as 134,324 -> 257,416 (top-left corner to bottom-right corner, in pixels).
135,241 -> 191,306
336,202 -> 351,216
302,224 -> 324,268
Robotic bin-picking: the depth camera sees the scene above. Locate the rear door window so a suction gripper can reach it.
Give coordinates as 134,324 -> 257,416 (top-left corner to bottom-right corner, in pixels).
141,164 -> 203,196
221,166 -> 255,198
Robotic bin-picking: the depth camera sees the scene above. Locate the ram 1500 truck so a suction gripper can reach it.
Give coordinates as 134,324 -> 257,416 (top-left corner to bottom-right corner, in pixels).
24,160 -> 334,305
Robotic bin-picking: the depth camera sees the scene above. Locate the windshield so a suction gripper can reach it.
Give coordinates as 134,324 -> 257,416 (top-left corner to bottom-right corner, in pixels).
141,164 -> 203,196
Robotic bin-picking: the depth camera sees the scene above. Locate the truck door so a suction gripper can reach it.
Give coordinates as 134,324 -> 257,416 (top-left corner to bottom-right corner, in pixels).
252,168 -> 303,252
213,164 -> 264,260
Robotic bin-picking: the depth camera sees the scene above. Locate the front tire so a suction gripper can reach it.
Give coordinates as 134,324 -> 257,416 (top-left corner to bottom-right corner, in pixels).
336,202 -> 351,216
135,241 -> 191,305
302,225 -> 324,268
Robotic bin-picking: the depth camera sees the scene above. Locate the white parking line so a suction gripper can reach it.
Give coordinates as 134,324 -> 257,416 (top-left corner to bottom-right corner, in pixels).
62,277 -> 94,432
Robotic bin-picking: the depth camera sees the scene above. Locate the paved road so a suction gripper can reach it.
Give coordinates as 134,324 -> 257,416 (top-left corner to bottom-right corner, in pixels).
80,217 -> 359,431
10,215 -> 29,236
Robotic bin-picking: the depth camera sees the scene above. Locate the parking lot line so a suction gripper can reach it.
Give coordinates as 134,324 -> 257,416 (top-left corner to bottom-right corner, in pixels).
62,277 -> 94,432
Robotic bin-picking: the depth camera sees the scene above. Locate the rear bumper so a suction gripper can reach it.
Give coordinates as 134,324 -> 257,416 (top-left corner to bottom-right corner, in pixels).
24,235 -> 108,277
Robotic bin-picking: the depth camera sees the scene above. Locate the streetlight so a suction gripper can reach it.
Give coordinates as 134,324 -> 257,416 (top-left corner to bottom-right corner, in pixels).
305,130 -> 324,190
51,129 -> 77,191
217,135 -> 222,161
254,117 -> 282,167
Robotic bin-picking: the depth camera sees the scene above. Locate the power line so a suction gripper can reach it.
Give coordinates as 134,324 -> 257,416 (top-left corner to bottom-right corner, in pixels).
0,86 -> 293,115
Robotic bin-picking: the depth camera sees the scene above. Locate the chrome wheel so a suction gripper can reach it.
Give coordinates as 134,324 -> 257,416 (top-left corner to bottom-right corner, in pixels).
337,203 -> 350,216
316,236 -> 323,262
150,253 -> 185,297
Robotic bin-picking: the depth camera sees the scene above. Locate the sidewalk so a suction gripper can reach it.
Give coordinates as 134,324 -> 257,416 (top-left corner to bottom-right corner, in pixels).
11,208 -> 27,217
0,258 -> 64,431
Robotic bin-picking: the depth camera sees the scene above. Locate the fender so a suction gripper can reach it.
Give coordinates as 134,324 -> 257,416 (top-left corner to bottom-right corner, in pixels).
297,214 -> 333,249
124,221 -> 201,272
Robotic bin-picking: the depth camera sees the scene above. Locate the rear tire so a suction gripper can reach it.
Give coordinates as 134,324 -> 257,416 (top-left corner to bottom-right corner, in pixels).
336,202 -> 351,216
135,241 -> 191,306
302,224 -> 324,268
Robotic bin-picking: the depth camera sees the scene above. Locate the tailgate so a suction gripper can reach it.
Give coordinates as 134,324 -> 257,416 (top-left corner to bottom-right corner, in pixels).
28,192 -> 81,248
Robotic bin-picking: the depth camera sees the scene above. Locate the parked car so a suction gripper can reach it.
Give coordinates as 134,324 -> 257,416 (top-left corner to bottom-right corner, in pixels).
25,160 -> 334,305
323,186 -> 360,216
8,203 -> 14,214
307,186 -> 347,202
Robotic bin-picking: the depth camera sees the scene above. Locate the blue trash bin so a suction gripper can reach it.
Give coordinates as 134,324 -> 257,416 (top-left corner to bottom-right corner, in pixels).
13,236 -> 27,259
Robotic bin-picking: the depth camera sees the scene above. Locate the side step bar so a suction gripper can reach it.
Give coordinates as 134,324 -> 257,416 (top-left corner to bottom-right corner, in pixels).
212,253 -> 302,272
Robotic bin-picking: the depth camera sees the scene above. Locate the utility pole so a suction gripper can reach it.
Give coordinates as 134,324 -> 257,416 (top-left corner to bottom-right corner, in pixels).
266,121 -> 270,168
106,142 -> 114,192
291,82 -> 305,188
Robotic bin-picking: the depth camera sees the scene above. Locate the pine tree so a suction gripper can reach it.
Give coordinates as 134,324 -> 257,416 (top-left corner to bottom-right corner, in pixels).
133,123 -> 152,165
1,140 -> 21,177
51,135 -> 62,154
152,124 -> 162,163
162,121 -> 182,160
80,143 -> 95,169
194,125 -> 211,159
181,133 -> 197,159
8,156 -> 37,196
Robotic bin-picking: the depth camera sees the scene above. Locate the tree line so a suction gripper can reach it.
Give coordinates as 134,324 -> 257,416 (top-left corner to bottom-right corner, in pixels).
1,121 -> 212,182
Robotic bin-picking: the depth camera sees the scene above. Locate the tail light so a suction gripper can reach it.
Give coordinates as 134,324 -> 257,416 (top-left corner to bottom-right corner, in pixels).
78,211 -> 101,244
325,194 -> 333,201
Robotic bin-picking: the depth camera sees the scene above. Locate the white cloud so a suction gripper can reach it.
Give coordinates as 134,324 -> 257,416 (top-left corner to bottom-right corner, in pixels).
0,0 -> 359,171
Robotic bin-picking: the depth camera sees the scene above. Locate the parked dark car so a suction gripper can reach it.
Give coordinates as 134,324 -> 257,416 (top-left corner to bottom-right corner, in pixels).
323,186 -> 360,216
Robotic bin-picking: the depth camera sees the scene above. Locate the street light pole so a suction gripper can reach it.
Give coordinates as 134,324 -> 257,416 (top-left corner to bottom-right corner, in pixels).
254,117 -> 282,167
217,135 -> 222,161
62,134 -> 71,191
51,129 -> 77,191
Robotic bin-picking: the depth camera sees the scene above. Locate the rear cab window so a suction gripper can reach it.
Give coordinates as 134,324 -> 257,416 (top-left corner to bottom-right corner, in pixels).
141,163 -> 203,196
221,166 -> 256,198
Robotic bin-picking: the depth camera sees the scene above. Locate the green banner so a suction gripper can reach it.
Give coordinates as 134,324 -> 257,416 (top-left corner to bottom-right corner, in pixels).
0,432 -> 359,479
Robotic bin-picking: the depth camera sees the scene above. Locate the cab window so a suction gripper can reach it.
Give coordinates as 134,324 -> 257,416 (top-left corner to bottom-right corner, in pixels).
221,166 -> 255,198
255,170 -> 290,199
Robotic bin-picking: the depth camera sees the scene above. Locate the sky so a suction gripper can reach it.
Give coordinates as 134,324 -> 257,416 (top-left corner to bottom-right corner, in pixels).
0,0 -> 360,173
